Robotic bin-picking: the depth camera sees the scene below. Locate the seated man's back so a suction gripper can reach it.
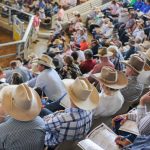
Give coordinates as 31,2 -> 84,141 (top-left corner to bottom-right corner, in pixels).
0,116 -> 45,150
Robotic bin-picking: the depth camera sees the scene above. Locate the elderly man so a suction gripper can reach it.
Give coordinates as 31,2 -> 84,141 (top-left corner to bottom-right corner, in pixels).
121,54 -> 145,102
44,77 -> 99,149
87,47 -> 114,84
0,84 -> 45,150
34,54 -> 67,105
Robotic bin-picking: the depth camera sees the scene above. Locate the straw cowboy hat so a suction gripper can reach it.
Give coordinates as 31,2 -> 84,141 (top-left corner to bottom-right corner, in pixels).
107,45 -> 119,56
95,47 -> 113,57
139,48 -> 150,71
140,41 -> 150,52
53,39 -> 63,45
122,54 -> 145,73
139,48 -> 150,62
33,54 -> 55,68
28,53 -> 38,60
30,63 -> 40,74
94,7 -> 101,12
0,84 -> 42,121
39,9 -> 44,13
62,77 -> 99,110
92,66 -> 128,89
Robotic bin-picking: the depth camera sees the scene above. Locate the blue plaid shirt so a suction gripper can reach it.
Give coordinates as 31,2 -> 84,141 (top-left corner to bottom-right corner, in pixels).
44,107 -> 92,147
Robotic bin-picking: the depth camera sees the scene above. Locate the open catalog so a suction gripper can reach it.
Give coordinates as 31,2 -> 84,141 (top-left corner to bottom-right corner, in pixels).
119,108 -> 140,136
78,123 -> 120,150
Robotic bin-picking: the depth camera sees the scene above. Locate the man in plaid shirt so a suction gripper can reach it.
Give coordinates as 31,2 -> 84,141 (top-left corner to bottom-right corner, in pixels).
44,77 -> 99,149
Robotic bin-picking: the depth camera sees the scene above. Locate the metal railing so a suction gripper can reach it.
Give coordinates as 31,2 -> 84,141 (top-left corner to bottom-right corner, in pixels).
0,3 -> 34,61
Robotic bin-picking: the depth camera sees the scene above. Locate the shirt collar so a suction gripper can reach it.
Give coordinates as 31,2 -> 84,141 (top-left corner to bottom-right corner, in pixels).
65,107 -> 83,113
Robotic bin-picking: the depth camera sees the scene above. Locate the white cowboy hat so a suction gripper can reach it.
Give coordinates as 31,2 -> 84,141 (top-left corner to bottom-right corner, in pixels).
121,54 -> 145,73
0,84 -> 42,121
53,39 -> 63,45
95,47 -> 113,57
30,63 -> 40,74
139,48 -> 150,62
62,77 -> 99,110
92,66 -> 128,89
33,54 -> 55,68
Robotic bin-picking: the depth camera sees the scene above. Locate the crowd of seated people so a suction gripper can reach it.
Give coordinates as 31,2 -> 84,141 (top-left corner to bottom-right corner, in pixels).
0,0 -> 150,149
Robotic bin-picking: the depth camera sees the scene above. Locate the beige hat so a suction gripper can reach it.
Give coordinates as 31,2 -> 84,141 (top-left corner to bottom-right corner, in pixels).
141,48 -> 150,61
122,54 -> 145,73
95,47 -> 113,57
94,7 -> 100,12
33,54 -> 55,68
53,39 -> 63,45
0,84 -> 42,121
39,9 -> 44,13
92,66 -> 128,89
62,77 -> 99,110
28,53 -> 38,60
30,63 -> 40,74
140,41 -> 150,51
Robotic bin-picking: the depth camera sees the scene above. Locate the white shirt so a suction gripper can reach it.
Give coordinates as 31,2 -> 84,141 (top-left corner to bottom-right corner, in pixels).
132,28 -> 145,41
93,90 -> 124,117
77,50 -> 85,62
118,8 -> 129,23
35,69 -> 66,101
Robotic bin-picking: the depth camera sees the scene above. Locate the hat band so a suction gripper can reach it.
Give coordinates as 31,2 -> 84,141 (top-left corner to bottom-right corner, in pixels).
100,73 -> 118,84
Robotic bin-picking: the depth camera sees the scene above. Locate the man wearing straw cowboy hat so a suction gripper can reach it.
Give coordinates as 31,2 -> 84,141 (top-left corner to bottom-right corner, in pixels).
87,47 -> 114,83
121,54 -> 145,102
138,48 -> 150,88
44,77 -> 99,149
33,54 -> 67,110
0,84 -> 45,150
91,66 -> 128,117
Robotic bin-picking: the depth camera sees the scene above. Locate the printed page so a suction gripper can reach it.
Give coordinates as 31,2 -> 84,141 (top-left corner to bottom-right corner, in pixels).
86,123 -> 120,150
119,120 -> 140,136
78,139 -> 104,150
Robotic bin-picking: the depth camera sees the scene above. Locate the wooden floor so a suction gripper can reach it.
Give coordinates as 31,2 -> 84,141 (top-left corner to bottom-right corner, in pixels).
0,27 -> 16,68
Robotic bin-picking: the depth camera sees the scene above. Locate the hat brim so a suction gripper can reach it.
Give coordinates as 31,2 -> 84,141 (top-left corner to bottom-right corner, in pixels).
62,79 -> 100,110
94,51 -> 113,57
121,60 -> 141,73
33,59 -> 56,69
92,71 -> 128,89
1,86 -> 42,121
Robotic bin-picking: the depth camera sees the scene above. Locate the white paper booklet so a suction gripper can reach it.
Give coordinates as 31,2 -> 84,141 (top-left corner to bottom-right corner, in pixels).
78,139 -> 104,150
78,123 -> 120,150
119,120 -> 140,136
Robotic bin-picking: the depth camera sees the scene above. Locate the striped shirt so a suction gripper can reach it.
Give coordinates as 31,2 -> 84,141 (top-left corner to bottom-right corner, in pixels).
128,105 -> 150,135
44,107 -> 92,147
0,116 -> 45,150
